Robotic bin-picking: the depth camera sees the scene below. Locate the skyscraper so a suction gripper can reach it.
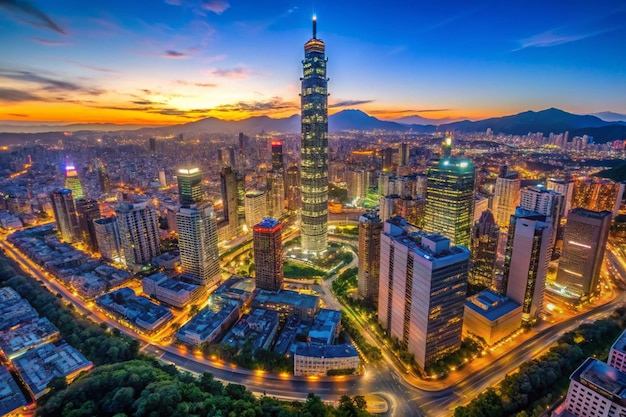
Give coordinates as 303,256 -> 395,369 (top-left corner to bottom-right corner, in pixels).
520,185 -> 564,248
94,217 -> 122,263
64,164 -> 84,200
50,189 -> 80,243
399,142 -> 410,167
423,157 -> 476,248
502,208 -> 552,323
571,177 -> 624,217
253,218 -> 283,292
493,166 -> 520,228
75,198 -> 102,252
470,210 -> 499,290
547,177 -> 574,217
378,218 -> 469,370
555,208 -> 611,301
300,16 -> 329,254
98,166 -> 110,194
266,171 -> 285,218
177,203 -> 220,288
116,201 -> 161,270
358,212 -> 382,305
271,140 -> 285,179
149,137 -> 157,154
177,167 -> 203,205
380,147 -> 393,172
285,164 -> 302,212
245,190 -> 267,229
220,166 -> 239,238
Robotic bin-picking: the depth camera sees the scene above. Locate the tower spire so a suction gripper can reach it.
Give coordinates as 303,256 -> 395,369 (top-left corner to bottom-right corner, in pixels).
312,15 -> 317,39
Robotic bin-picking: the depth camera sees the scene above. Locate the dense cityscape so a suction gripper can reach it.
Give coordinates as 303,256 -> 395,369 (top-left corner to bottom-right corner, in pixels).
1,2 -> 626,417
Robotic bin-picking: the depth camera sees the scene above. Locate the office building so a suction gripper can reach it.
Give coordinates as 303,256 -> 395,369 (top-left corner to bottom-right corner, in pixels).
555,209 -> 611,301
423,157 -> 476,248
94,217 -> 122,263
547,177 -> 574,217
294,343 -> 359,376
463,290 -> 522,346
378,218 -> 470,370
98,166 -> 110,194
149,137 -> 157,153
50,189 -> 80,243
244,190 -> 266,229
502,208 -> 552,323
300,16 -> 329,254
253,218 -> 283,292
116,201 -> 161,270
470,210 -> 499,289
177,167 -> 203,205
520,186 -> 563,229
64,164 -> 84,200
358,211 -> 383,305
380,147 -> 393,172
493,166 -> 520,228
220,166 -> 240,238
572,177 -> 624,217
177,203 -> 220,288
399,142 -> 410,167
266,171 -> 285,218
286,164 -> 301,212
75,198 -> 101,252
271,140 -> 285,179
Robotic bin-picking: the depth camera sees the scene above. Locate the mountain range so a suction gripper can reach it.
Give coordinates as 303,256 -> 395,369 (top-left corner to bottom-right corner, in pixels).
1,108 -> 626,145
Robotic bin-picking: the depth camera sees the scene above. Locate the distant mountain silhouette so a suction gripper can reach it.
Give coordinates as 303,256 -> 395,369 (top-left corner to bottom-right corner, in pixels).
328,109 -> 435,132
390,114 -> 462,125
592,111 -> 626,122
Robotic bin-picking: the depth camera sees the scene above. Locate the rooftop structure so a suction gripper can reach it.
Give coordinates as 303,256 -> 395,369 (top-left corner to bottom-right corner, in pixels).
176,298 -> 240,347
253,289 -> 320,319
223,308 -> 280,351
293,342 -> 359,376
0,317 -> 60,360
142,272 -> 205,309
310,308 -> 341,345
463,290 -> 522,346
0,366 -> 28,415
96,288 -> 173,334
0,288 -> 38,332
210,276 -> 255,307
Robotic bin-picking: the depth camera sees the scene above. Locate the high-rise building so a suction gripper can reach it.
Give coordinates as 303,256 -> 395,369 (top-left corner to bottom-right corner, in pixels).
493,166 -> 520,228
64,164 -> 84,200
571,177 -> 624,217
346,169 -> 369,202
149,137 -> 157,154
50,189 -> 80,243
470,210 -> 499,289
98,166 -> 110,194
94,217 -> 122,263
253,218 -> 283,292
378,218 -> 469,370
547,177 -> 574,217
285,164 -> 301,212
379,194 -> 400,221
380,147 -> 393,172
520,185 -> 564,248
555,208 -> 611,301
266,171 -> 285,218
220,166 -> 239,238
399,142 -> 410,167
158,170 -> 167,188
358,212 -> 382,305
300,16 -> 329,254
74,198 -> 101,252
423,157 -> 476,248
116,201 -> 161,270
271,140 -> 285,179
176,203 -> 220,288
502,208 -> 552,323
245,190 -> 267,229
177,167 -> 203,205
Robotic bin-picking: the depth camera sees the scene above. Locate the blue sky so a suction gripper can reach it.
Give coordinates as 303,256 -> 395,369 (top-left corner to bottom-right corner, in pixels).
1,0 -> 625,124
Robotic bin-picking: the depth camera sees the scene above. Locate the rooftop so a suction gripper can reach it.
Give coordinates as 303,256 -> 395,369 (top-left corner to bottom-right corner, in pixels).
0,317 -> 60,359
571,358 -> 626,405
611,330 -> 626,357
255,218 -> 280,230
0,366 -> 28,415
254,289 -> 319,311
295,342 -> 358,359
465,290 -> 522,322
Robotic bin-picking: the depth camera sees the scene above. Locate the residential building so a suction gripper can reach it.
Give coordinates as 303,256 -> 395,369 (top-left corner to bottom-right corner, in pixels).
74,198 -> 101,252
220,166 -> 240,239
493,166 -> 521,228
142,273 -> 205,309
253,218 -> 283,292
294,343 -> 359,376
358,211 -> 382,305
94,216 -> 122,263
244,190 -> 266,229
116,201 -> 161,270
547,177 -> 574,217
50,189 -> 80,243
176,299 -> 240,347
571,177 -> 624,217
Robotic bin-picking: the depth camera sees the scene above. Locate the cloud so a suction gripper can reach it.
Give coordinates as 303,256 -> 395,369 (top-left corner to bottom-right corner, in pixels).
163,50 -> 187,58
330,99 -> 374,108
517,27 -> 617,49
210,67 -> 249,79
0,88 -> 42,103
65,60 -> 115,73
30,37 -> 69,46
0,69 -> 106,96
202,0 -> 229,14
211,97 -> 297,113
8,113 -> 29,117
176,80 -> 218,88
0,0 -> 66,34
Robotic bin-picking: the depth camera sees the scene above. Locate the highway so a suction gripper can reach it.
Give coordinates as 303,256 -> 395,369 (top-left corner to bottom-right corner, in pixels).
2,235 -> 626,417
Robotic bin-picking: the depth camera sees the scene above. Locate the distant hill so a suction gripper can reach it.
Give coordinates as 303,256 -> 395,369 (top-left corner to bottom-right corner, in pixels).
592,111 -> 626,122
328,109 -> 435,132
0,122 -> 163,134
390,114 -> 462,125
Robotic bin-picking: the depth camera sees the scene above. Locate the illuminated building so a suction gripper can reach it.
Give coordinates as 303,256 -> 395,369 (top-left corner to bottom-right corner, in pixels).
346,169 -> 369,202
244,190 -> 267,229
176,203 -> 220,288
378,218 -> 469,370
380,147 -> 393,172
177,167 -> 203,205
94,217 -> 122,263
423,157 -> 476,248
75,198 -> 102,251
399,142 -> 410,167
50,189 -> 80,243
358,212 -> 382,305
271,140 -> 285,179
116,201 -> 161,271
571,177 -> 624,217
266,171 -> 285,218
285,164 -> 301,212
547,177 -> 574,217
470,209 -> 499,289
555,208 -> 611,301
300,16 -> 329,253
493,166 -> 520,228
520,185 -> 564,248
64,164 -> 84,200
502,208 -> 552,323
220,166 -> 240,238
253,218 -> 283,292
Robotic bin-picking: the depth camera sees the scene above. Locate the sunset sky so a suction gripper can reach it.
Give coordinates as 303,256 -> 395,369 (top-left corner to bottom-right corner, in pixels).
1,0 -> 625,126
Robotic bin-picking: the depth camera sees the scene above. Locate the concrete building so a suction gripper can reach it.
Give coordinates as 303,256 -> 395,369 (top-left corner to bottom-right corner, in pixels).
309,308 -> 342,345
547,177 -> 574,217
463,290 -> 522,346
347,169 -> 369,203
571,177 -> 624,217
285,164 -> 301,212
502,208 -> 552,323
224,308 -> 279,351
142,273 -> 205,309
116,201 -> 161,270
220,166 -> 240,239
253,289 -> 319,319
266,171 -> 285,218
520,185 -> 564,248
74,198 -> 101,252
0,317 -> 60,360
358,211 -> 382,305
50,189 -> 80,243
96,288 -> 173,334
555,209 -> 612,301
0,288 -> 38,332
176,299 -> 240,347
378,218 -> 470,370
244,190 -> 267,230
0,366 -> 28,416
93,217 -> 122,263
253,218 -> 283,292
294,343 -> 359,376
609,330 -> 626,373
493,166 -> 521,228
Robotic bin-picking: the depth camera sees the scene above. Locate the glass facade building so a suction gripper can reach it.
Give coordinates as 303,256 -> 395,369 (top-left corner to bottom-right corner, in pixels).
177,167 -> 203,205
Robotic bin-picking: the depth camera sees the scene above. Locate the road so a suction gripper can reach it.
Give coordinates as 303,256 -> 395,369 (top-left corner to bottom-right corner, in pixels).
2,236 -> 626,417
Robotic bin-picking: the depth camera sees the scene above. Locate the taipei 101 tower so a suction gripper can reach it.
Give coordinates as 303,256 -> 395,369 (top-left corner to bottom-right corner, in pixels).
300,16 -> 329,254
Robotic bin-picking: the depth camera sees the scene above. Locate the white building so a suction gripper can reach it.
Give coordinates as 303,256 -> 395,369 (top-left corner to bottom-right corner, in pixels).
244,190 -> 266,230
115,201 -> 161,270
293,342 -> 359,376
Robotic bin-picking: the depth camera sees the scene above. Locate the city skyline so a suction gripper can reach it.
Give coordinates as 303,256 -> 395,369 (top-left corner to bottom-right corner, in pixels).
1,1 -> 625,127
